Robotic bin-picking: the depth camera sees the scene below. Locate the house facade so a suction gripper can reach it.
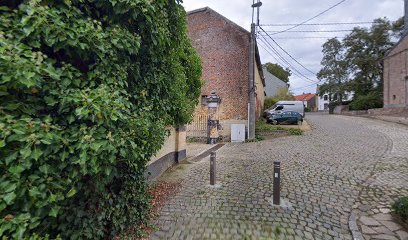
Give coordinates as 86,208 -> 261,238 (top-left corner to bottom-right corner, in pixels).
186,7 -> 265,140
294,93 -> 317,112
383,37 -> 408,108
263,67 -> 288,97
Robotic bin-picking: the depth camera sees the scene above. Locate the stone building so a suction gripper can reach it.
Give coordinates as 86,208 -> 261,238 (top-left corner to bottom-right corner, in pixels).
383,37 -> 408,108
383,0 -> 408,108
186,7 -> 265,140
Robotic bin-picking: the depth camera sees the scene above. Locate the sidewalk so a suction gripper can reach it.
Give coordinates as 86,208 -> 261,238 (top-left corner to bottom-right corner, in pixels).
368,115 -> 408,126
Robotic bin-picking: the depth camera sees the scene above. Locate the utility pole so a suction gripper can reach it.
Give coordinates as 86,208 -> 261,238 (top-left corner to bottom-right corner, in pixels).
249,1 -> 262,140
249,23 -> 256,140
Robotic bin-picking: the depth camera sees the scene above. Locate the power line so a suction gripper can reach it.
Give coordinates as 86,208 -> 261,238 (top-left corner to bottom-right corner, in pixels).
291,83 -> 318,91
261,22 -> 374,27
258,41 -> 316,85
264,29 -> 354,33
271,0 -> 348,35
259,26 -> 317,76
258,35 -> 318,84
267,36 -> 346,39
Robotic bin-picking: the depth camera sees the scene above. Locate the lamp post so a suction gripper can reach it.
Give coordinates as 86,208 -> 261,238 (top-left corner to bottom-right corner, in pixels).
206,91 -> 221,144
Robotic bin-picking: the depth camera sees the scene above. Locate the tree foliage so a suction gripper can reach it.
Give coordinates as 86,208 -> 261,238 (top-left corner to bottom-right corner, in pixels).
264,88 -> 294,110
0,0 -> 201,239
318,18 -> 400,110
263,62 -> 291,83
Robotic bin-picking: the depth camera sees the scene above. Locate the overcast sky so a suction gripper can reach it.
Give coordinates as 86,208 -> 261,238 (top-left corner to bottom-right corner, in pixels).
182,0 -> 404,95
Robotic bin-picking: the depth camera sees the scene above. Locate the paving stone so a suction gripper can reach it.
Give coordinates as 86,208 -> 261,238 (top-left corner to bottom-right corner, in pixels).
371,234 -> 399,240
360,216 -> 382,226
380,221 -> 402,232
373,214 -> 393,221
361,225 -> 377,234
396,230 -> 408,240
371,226 -> 395,235
150,114 -> 408,239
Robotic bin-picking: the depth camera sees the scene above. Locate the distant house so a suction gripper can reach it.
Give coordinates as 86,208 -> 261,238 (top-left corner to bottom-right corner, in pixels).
317,94 -> 330,111
294,93 -> 317,112
186,7 -> 265,140
263,67 -> 288,97
316,85 -> 354,111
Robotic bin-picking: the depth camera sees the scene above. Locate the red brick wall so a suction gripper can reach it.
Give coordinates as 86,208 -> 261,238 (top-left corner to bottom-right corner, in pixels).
187,9 -> 250,120
384,37 -> 408,107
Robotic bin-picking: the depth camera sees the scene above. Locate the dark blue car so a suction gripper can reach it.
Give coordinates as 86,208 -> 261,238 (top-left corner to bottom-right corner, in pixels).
267,111 -> 303,125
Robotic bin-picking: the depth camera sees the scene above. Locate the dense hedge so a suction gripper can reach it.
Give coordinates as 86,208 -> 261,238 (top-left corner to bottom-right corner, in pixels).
0,0 -> 201,238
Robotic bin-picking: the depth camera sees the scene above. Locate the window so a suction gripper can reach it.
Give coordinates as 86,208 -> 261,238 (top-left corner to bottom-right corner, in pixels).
393,95 -> 396,100
323,95 -> 328,101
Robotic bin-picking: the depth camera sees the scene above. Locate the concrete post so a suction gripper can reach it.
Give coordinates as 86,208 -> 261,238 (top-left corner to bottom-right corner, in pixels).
248,23 -> 256,140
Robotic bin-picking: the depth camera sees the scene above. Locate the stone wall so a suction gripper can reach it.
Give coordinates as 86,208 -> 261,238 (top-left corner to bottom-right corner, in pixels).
367,107 -> 408,117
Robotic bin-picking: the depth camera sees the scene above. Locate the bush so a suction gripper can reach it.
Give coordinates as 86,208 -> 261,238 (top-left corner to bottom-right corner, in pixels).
0,1 -> 201,239
264,88 -> 294,111
349,92 -> 383,110
392,196 -> 408,221
264,97 -> 277,111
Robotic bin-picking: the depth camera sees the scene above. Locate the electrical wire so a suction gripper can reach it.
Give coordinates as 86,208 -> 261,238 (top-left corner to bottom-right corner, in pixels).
290,83 -> 318,91
259,26 -> 317,76
258,41 -> 318,91
261,22 -> 374,27
258,42 -> 315,85
267,36 -> 345,39
265,30 -> 354,33
270,0 -> 348,35
258,36 -> 318,84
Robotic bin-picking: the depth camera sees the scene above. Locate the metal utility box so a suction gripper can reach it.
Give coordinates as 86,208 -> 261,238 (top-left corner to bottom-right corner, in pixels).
231,124 -> 246,143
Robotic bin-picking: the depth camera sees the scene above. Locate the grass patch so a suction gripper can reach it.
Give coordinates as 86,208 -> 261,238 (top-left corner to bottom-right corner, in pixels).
255,119 -> 303,139
392,196 -> 408,221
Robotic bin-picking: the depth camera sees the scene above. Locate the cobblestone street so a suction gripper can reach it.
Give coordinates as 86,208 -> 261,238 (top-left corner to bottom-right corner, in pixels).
151,113 -> 408,240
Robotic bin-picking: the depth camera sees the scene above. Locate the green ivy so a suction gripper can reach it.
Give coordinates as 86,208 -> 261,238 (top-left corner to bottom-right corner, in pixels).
0,0 -> 202,238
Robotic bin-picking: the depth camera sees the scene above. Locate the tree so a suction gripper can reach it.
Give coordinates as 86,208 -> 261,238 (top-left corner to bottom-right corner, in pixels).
318,18 -> 399,110
317,38 -> 349,102
263,62 -> 291,83
0,1 -> 201,239
264,88 -> 294,110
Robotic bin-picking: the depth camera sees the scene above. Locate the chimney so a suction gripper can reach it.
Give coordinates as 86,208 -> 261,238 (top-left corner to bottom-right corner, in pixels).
405,0 -> 408,35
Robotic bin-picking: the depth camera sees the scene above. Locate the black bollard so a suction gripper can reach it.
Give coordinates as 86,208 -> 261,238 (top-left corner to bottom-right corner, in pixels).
273,161 -> 281,205
210,152 -> 216,185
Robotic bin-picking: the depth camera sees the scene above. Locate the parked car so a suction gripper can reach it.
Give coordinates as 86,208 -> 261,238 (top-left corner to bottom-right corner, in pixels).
267,111 -> 303,125
264,101 -> 305,118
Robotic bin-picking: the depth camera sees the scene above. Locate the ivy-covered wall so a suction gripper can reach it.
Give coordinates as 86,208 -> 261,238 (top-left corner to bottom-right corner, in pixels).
0,0 -> 202,238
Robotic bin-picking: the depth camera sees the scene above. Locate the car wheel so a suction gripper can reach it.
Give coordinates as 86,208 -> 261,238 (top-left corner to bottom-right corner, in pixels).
297,120 -> 302,125
272,120 -> 278,125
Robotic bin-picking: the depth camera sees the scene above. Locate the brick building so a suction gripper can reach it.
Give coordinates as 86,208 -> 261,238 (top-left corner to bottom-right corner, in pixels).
383,36 -> 408,108
383,0 -> 408,108
294,93 -> 317,112
186,7 -> 265,140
